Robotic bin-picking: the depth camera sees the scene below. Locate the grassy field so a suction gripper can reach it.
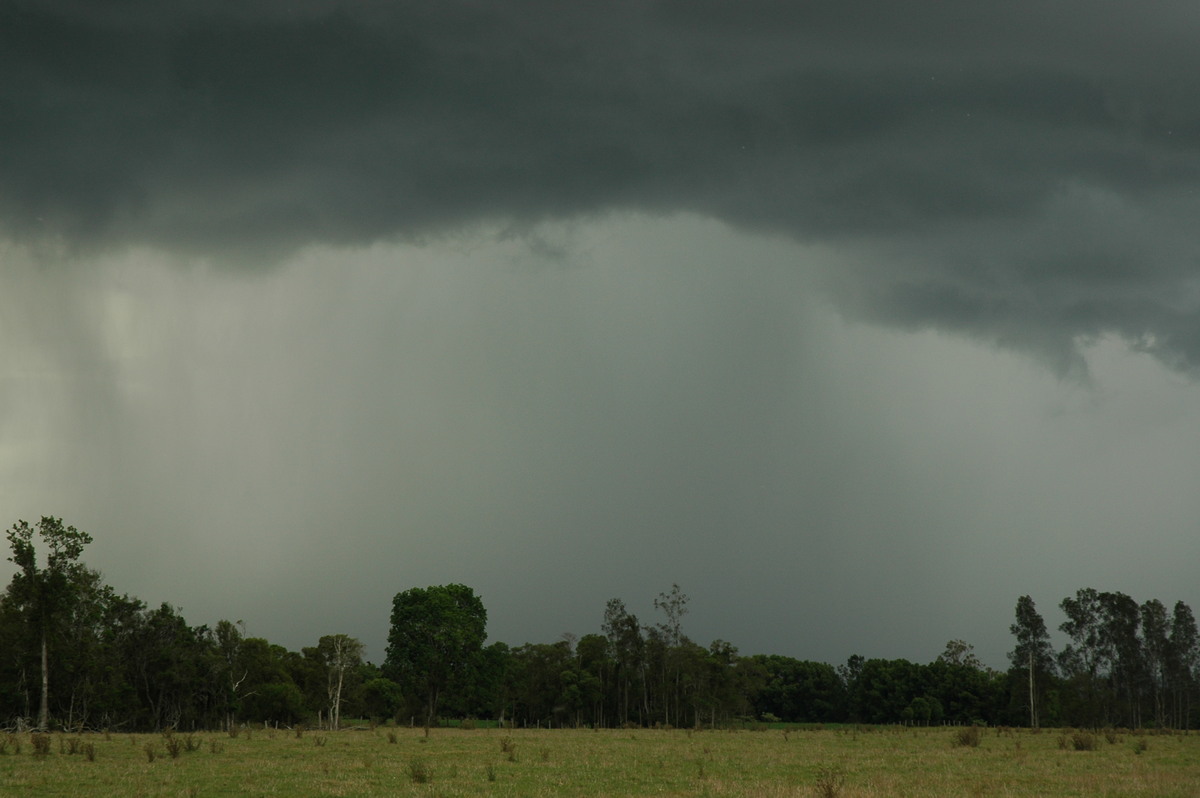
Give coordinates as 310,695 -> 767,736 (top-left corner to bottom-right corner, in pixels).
1,724 -> 1198,797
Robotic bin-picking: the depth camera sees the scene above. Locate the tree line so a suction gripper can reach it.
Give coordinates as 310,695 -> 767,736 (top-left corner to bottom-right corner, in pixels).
2,518 -> 1198,731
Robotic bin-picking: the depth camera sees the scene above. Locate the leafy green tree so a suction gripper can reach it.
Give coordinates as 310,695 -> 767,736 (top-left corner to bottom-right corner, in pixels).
1168,601 -> 1198,729
1058,588 -> 1106,726
361,676 -> 404,723
384,584 -> 487,727
1009,595 -> 1055,728
602,598 -> 645,726
4,517 -> 95,730
1142,599 -> 1170,728
937,639 -> 984,671
751,655 -> 846,722
1098,591 -> 1143,727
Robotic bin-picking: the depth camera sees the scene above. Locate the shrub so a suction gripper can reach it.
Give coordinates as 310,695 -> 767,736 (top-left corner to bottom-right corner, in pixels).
952,726 -> 982,748
1072,732 -> 1097,751
163,733 -> 183,759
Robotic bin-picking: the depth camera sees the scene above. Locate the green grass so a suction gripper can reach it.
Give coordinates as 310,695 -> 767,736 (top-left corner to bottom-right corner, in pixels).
1,726 -> 1198,796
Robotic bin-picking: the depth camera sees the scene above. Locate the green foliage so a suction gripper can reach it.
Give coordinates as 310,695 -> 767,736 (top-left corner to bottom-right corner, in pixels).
385,584 -> 487,726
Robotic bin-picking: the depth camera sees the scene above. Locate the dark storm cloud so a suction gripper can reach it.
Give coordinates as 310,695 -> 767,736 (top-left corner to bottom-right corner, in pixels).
6,1 -> 1200,367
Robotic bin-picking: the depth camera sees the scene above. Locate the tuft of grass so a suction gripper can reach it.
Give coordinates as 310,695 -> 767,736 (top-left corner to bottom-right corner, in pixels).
163,732 -> 184,759
952,726 -> 982,748
82,742 -> 95,762
485,763 -> 497,782
1071,732 -> 1097,751
386,731 -> 397,744
313,736 -> 327,747
30,733 -> 51,758
1133,738 -> 1149,755
406,757 -> 432,784
143,742 -> 157,762
813,765 -> 845,798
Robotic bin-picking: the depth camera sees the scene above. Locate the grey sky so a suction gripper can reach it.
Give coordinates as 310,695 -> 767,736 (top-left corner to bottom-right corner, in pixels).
3,2 -> 1200,667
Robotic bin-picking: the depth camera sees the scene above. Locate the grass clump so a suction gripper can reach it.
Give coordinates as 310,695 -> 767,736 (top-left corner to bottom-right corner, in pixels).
163,732 -> 183,759
30,733 -> 51,758
952,726 -> 982,748
406,757 -> 432,784
1071,732 -> 1097,751
813,765 -> 845,797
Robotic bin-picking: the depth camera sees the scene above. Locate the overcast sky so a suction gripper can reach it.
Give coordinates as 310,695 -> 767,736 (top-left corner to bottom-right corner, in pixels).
4,1 -> 1200,669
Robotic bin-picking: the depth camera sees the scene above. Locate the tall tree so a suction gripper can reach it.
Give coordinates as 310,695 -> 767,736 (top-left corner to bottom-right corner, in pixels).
1058,588 -> 1106,725
385,584 -> 487,727
1141,599 -> 1170,728
602,598 -> 645,726
316,634 -> 364,730
1009,595 -> 1055,728
1098,591 -> 1143,727
937,640 -> 984,671
1168,601 -> 1198,729
5,517 -> 95,731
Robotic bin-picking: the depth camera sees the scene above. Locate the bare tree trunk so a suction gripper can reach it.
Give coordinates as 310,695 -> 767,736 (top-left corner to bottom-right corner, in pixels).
1028,649 -> 1037,729
39,630 -> 50,731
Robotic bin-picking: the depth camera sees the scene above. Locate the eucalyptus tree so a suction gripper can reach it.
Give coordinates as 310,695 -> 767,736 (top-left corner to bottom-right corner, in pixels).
1098,591 -> 1144,727
602,598 -> 645,726
1058,588 -> 1106,725
1009,595 -> 1055,728
1142,599 -> 1171,728
315,633 -> 364,729
4,517 -> 96,730
1168,601 -> 1198,728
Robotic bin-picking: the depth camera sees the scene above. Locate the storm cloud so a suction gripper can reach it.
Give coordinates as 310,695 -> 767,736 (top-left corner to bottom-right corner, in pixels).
6,1 -> 1200,369
4,2 -> 1200,666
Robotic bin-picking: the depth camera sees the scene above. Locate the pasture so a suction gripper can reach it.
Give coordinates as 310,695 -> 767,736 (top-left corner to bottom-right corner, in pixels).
1,724 -> 1197,797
